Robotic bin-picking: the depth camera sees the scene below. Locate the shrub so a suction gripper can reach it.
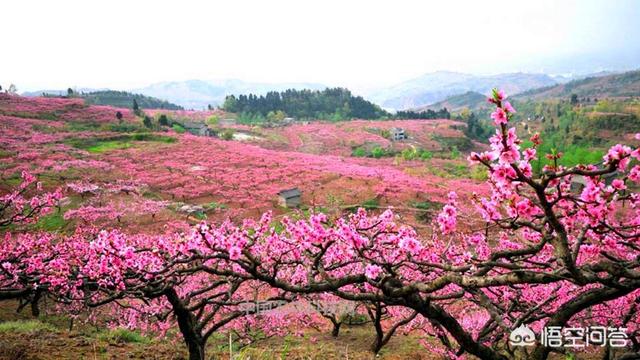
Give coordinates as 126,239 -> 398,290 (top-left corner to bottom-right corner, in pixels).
158,114 -> 169,126
371,147 -> 385,159
221,129 -> 234,141
172,124 -> 186,134
352,147 -> 367,157
419,150 -> 433,160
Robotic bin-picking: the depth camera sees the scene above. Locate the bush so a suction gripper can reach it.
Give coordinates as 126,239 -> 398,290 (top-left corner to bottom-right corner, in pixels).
371,147 -> 385,159
207,115 -> 219,126
352,147 -> 367,157
419,150 -> 433,160
158,114 -> 169,126
221,129 -> 234,140
143,116 -> 153,128
172,124 -> 186,134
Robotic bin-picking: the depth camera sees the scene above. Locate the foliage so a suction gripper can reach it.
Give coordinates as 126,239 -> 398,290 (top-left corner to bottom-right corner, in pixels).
222,88 -> 388,120
79,90 -> 183,110
172,123 -> 186,133
395,108 -> 450,120
221,129 -> 234,140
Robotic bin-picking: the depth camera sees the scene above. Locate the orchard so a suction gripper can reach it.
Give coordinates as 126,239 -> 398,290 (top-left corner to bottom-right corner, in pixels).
1,90 -> 640,360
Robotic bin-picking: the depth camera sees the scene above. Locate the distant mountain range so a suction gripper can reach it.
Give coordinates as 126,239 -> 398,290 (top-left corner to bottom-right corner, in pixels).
22,88 -> 106,97
416,91 -> 488,112
21,69 -> 639,113
415,69 -> 640,114
365,71 -> 559,110
133,79 -> 327,109
515,70 -> 640,101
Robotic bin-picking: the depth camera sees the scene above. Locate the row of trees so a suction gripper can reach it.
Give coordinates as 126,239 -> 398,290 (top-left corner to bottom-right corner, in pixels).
222,87 -> 389,120
3,90 -> 640,359
395,108 -> 451,120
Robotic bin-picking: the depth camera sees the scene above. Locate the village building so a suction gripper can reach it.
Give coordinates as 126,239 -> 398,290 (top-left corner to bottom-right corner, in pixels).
277,188 -> 302,208
390,127 -> 407,141
181,122 -> 216,137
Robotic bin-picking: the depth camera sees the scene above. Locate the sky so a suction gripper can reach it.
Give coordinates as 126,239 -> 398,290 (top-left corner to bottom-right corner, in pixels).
2,0 -> 640,92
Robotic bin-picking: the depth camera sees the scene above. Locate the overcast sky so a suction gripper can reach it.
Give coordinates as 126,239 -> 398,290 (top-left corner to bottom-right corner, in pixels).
3,0 -> 640,91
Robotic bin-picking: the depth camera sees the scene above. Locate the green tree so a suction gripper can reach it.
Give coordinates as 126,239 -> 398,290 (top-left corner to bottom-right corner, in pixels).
570,94 -> 578,105
158,114 -> 169,126
132,99 -> 142,116
143,116 -> 153,128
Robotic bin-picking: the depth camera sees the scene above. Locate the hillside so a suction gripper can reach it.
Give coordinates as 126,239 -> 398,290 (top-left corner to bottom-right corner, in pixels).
134,79 -> 327,109
367,71 -> 557,110
415,91 -> 488,112
80,90 -> 183,110
222,87 -> 388,120
516,69 -> 640,101
22,90 -> 183,110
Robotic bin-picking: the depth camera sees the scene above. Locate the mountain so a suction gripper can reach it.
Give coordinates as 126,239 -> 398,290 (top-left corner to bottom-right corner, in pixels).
414,91 -> 488,112
22,88 -> 106,97
134,79 -> 327,109
368,71 -> 558,110
515,70 -> 640,101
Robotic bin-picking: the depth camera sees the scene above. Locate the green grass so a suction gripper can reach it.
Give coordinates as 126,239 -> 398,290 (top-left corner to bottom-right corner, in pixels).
67,133 -> 176,153
85,140 -> 133,153
34,211 -> 66,231
0,320 -> 57,333
96,328 -> 150,344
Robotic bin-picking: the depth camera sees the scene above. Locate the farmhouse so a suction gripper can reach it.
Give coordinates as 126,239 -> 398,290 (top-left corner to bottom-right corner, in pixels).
390,127 -> 407,141
277,188 -> 302,208
181,122 -> 215,137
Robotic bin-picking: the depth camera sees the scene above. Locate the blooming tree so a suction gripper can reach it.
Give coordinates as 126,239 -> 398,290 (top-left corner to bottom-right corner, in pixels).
177,90 -> 640,360
4,89 -> 640,360
0,171 -> 61,228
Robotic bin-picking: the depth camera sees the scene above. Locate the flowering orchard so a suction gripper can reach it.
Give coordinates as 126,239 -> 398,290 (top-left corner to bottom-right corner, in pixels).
2,90 -> 640,359
252,119 -> 467,156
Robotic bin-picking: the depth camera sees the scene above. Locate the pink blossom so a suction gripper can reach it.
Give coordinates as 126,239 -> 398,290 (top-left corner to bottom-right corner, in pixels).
490,107 -> 508,126
365,264 -> 383,279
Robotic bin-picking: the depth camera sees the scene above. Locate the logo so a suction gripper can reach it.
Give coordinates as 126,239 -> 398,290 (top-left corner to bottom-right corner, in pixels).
509,325 -> 629,348
509,325 -> 536,346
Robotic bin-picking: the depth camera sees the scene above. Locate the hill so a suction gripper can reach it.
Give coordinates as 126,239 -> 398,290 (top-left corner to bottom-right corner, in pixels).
415,91 -> 488,112
22,90 -> 183,110
134,79 -> 327,109
222,87 -> 388,120
367,71 -> 558,110
79,90 -> 183,110
515,70 -> 640,101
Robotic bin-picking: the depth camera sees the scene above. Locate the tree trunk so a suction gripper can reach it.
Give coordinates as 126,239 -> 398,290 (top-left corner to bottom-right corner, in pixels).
330,318 -> 341,337
30,288 -> 42,317
164,288 -> 205,360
